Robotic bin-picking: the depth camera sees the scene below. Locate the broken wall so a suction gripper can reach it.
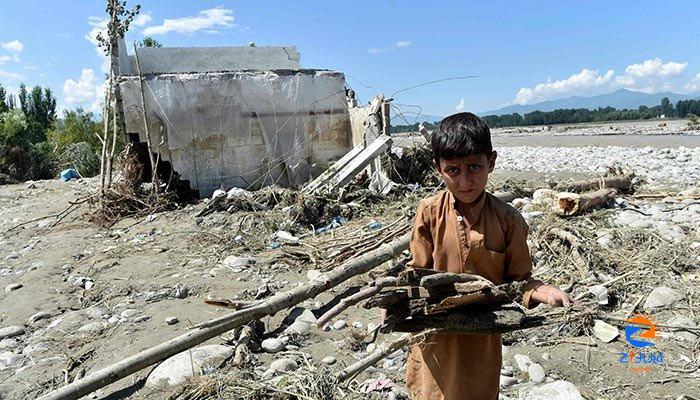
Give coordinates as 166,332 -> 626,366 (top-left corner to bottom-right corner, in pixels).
120,70 -> 351,197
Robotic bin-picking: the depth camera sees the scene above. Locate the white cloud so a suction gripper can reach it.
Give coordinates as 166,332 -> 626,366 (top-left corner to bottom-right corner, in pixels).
0,40 -> 23,63
85,16 -> 110,73
143,8 -> 234,35
0,70 -> 24,81
132,12 -> 153,27
62,69 -> 104,113
455,98 -> 465,112
22,65 -> 38,70
512,57 -> 693,104
684,73 -> 700,93
1,40 -> 23,53
625,58 -> 687,78
514,69 -> 614,105
368,40 -> 413,54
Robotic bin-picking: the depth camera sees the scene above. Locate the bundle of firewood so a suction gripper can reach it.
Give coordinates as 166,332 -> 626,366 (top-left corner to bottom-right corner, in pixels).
365,268 -> 545,334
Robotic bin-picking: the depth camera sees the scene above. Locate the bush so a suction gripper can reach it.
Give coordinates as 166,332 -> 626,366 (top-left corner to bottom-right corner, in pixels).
59,141 -> 100,177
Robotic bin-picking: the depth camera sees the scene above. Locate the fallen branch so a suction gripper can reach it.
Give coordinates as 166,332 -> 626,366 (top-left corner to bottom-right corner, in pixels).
37,233 -> 410,400
556,188 -> 617,216
316,277 -> 397,328
556,174 -> 634,193
338,329 -> 437,382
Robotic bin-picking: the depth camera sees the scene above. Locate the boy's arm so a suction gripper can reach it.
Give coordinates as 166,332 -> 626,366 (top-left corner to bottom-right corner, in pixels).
503,212 -> 544,309
504,213 -> 572,307
407,200 -> 434,269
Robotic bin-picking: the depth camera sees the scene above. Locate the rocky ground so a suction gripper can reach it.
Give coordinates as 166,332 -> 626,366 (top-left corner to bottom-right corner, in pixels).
1,129 -> 699,400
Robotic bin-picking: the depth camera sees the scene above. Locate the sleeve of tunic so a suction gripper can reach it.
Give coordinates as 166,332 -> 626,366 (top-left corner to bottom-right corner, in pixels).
503,211 -> 543,308
407,200 -> 434,269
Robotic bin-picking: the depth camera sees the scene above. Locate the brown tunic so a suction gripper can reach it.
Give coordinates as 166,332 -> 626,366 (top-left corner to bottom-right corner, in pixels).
405,190 -> 542,400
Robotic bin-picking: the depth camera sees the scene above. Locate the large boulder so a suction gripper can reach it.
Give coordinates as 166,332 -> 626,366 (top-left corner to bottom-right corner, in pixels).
145,345 -> 234,388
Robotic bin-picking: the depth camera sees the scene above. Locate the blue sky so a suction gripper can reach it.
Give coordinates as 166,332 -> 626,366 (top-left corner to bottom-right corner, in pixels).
1,0 -> 700,119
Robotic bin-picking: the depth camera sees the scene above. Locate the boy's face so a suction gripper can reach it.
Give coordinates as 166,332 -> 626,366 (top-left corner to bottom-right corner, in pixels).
436,151 -> 497,205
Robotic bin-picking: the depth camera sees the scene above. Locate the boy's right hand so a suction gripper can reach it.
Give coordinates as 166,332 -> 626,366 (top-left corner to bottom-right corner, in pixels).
532,284 -> 573,307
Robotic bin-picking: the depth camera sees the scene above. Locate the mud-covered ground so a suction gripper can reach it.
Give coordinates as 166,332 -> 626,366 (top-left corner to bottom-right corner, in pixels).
1,131 -> 699,400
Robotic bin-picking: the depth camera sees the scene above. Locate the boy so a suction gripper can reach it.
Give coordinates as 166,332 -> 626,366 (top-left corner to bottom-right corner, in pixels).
404,112 -> 571,400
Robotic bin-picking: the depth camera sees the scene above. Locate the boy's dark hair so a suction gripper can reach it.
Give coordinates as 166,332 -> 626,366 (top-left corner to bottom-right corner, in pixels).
431,112 -> 492,163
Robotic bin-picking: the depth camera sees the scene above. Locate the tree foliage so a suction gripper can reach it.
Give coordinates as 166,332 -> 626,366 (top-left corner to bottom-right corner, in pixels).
138,36 -> 162,48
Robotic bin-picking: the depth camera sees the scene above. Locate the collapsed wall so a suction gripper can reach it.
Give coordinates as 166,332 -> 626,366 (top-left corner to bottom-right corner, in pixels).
119,70 -> 351,197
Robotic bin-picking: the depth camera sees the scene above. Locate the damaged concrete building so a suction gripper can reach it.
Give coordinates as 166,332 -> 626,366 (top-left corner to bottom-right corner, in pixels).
118,41 -> 387,197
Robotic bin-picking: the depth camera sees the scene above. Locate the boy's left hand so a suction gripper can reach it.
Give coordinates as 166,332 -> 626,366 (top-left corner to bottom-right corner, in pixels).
532,284 -> 573,307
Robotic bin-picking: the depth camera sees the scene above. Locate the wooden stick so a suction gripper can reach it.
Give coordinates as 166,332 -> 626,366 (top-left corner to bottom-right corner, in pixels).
338,329 -> 437,382
36,233 -> 410,400
316,277 -> 397,328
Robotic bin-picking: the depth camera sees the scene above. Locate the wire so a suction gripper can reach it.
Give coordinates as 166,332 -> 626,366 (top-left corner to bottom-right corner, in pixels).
390,75 -> 478,98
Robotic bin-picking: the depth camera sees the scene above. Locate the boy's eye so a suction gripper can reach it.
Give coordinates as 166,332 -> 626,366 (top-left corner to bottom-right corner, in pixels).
446,167 -> 459,174
467,164 -> 481,172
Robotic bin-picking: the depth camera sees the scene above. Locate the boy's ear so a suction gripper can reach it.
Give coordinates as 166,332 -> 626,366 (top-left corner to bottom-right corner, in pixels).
488,151 -> 497,173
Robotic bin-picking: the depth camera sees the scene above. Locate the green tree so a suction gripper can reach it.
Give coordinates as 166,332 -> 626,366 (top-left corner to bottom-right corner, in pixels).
138,36 -> 162,48
48,108 -> 102,152
0,85 -> 8,113
660,97 -> 673,117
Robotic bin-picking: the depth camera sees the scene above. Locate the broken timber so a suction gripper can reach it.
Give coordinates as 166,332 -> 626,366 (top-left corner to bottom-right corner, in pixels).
304,135 -> 393,195
36,233 -> 410,400
556,188 -> 617,216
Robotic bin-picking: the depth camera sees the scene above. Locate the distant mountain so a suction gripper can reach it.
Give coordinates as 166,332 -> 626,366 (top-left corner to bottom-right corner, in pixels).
480,89 -> 699,116
391,112 -> 443,125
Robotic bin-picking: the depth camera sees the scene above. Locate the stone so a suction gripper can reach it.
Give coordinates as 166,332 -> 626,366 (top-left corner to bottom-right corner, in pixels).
78,322 -> 109,334
174,286 -> 189,299
322,356 -> 337,365
133,315 -> 150,323
85,306 -> 107,319
382,359 -> 397,369
107,316 -> 120,324
0,352 -> 25,370
262,337 -> 288,353
644,287 -> 681,310
352,321 -> 364,330
528,363 -> 546,383
270,357 -> 298,372
0,326 -> 24,340
514,354 -> 533,372
72,276 -> 93,289
667,316 -> 698,343
333,320 -> 348,330
22,342 -> 49,356
366,343 -> 377,353
5,283 -> 22,292
541,352 -> 551,361
165,317 -> 179,325
222,256 -> 256,269
592,320 -> 619,343
28,311 -> 51,324
274,230 -> 300,245
0,339 -> 18,350
587,285 -> 608,305
500,375 -> 518,388
306,269 -> 325,281
120,309 -> 140,319
146,345 -> 235,388
519,380 -> 583,400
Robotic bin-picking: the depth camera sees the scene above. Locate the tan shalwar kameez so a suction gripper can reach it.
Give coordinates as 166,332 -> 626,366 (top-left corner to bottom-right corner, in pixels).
405,190 -> 542,400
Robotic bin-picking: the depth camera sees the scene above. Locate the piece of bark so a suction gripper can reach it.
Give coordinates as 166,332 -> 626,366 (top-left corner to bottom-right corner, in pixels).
556,188 -> 617,216
420,272 -> 491,288
391,306 -> 544,335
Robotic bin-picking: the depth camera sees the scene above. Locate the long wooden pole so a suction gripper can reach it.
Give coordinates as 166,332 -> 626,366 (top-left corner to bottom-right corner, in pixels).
37,233 -> 410,400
